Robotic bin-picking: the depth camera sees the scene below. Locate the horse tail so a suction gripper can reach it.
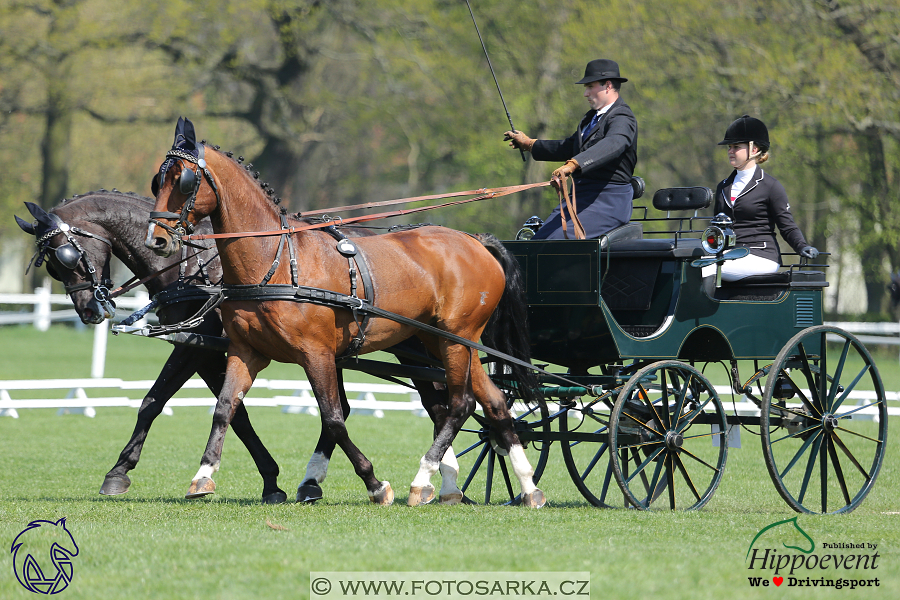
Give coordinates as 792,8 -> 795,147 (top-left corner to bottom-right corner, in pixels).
475,233 -> 540,405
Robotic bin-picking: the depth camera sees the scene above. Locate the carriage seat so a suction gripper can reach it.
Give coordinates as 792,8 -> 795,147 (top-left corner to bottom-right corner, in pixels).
652,186 -> 713,212
597,221 -> 643,248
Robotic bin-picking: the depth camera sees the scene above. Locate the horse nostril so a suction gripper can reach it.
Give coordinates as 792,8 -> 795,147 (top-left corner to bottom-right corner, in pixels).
152,236 -> 168,249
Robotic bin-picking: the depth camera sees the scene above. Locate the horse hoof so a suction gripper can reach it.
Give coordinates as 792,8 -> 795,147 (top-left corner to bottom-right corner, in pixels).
368,481 -> 394,506
439,492 -> 463,505
297,481 -> 323,504
186,477 -> 216,499
407,484 -> 435,506
522,489 -> 546,508
262,489 -> 288,505
99,474 -> 131,496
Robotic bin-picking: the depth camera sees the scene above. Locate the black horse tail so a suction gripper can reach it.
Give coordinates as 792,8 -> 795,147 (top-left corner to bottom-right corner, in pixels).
476,233 -> 540,405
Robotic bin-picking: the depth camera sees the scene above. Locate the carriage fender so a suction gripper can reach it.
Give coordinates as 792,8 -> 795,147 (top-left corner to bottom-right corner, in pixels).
677,325 -> 735,362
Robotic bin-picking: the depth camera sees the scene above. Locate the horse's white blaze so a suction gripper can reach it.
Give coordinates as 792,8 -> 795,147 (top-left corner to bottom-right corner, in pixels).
302,451 -> 329,484
193,463 -> 219,481
439,446 -> 461,496
144,222 -> 157,247
508,444 -> 537,495
411,456 -> 440,487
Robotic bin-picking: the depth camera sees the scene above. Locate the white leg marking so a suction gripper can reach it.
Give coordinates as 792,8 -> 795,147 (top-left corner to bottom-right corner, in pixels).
439,446 -> 461,497
193,463 -> 219,481
410,456 -> 440,487
508,444 -> 536,495
302,452 -> 330,484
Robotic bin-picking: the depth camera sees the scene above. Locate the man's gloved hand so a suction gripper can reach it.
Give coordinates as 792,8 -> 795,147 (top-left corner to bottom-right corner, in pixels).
503,130 -> 535,151
550,159 -> 580,190
799,246 -> 819,259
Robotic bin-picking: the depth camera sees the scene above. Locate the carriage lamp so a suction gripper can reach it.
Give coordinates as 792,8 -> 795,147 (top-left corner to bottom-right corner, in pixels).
516,216 -> 544,240
701,213 -> 736,255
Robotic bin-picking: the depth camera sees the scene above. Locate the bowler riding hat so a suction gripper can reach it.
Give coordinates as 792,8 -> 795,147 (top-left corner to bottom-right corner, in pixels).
575,59 -> 628,84
718,115 -> 769,148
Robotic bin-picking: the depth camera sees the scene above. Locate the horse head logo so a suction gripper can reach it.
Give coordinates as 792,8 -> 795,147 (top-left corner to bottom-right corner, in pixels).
10,518 -> 79,594
746,516 -> 815,561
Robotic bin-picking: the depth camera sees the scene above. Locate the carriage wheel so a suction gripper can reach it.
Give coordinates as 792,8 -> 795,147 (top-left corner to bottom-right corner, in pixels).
760,325 -> 887,514
559,388 -> 623,508
609,361 -> 728,510
455,399 -> 551,505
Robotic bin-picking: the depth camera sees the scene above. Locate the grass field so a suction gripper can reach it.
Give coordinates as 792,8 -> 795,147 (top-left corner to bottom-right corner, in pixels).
1,325 -> 899,599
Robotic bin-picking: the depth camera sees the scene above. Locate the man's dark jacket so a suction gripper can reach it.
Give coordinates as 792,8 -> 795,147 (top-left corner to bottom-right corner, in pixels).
714,166 -> 808,264
531,97 -> 637,185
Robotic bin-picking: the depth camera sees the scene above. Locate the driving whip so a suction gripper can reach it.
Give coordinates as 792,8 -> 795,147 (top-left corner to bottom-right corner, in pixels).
464,0 -> 527,162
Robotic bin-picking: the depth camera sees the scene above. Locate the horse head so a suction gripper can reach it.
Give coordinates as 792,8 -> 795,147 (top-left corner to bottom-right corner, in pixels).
15,201 -> 116,324
147,117 -> 225,257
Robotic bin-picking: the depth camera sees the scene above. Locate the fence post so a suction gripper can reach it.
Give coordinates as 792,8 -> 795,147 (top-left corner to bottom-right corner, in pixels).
91,321 -> 109,378
34,285 -> 51,331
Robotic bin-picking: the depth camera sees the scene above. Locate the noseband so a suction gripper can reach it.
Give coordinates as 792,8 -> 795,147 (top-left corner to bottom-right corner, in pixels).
149,143 -> 221,242
32,213 -> 116,312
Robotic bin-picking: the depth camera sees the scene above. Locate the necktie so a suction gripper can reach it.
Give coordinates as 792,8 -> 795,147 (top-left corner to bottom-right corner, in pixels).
583,111 -> 601,137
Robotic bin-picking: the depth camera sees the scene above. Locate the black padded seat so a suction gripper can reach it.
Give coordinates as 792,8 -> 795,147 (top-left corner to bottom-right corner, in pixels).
652,187 -> 713,212
607,237 -> 705,258
597,221 -> 643,247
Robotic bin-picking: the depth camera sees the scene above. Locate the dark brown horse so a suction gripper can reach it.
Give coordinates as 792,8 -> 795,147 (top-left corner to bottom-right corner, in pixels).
15,192 -> 457,504
146,118 -> 543,506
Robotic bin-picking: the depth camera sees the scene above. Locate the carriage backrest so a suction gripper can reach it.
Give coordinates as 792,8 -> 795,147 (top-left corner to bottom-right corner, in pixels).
652,187 -> 712,212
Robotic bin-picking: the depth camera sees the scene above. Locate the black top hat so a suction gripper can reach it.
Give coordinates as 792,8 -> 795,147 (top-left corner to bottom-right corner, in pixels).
575,59 -> 628,84
718,115 -> 770,148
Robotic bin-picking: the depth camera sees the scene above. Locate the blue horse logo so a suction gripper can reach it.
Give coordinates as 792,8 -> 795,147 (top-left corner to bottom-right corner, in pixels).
10,518 -> 79,594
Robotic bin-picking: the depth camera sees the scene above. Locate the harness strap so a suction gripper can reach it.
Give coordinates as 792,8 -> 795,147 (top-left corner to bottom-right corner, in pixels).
556,176 -> 586,240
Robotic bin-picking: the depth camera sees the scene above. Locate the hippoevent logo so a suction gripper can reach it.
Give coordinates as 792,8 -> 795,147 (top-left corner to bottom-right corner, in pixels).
745,517 -> 880,590
10,518 -> 79,594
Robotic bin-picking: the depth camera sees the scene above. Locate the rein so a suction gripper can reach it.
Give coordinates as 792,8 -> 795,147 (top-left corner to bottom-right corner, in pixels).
556,175 -> 586,240
181,181 -> 550,242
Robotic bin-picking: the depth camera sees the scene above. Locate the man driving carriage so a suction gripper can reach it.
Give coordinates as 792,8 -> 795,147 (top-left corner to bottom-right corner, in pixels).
504,58 -> 638,239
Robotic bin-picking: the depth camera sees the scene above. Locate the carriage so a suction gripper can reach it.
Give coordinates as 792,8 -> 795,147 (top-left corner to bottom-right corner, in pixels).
20,122 -> 886,514
447,185 -> 887,514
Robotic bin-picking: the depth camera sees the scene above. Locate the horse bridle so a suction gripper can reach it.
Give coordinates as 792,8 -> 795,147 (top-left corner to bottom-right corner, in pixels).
32,213 -> 117,315
149,142 -> 221,242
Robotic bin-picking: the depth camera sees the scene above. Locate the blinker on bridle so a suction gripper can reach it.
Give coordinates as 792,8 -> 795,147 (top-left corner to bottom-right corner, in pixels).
149,142 -> 221,244
30,213 -> 116,315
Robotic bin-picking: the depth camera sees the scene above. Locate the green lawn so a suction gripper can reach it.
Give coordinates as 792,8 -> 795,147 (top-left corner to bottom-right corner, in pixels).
1,324 -> 899,599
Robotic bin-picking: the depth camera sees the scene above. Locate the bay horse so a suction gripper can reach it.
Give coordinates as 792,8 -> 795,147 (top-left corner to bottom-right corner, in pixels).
15,191 -> 459,504
146,118 -> 543,506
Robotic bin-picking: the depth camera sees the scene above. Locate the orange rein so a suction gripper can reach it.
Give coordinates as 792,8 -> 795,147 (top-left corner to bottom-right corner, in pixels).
181,181 -> 550,241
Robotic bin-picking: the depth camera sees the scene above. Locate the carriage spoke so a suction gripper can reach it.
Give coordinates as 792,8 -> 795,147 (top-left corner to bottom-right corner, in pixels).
781,368 -> 821,418
835,426 -> 882,445
631,449 -> 654,498
497,456 -> 515,501
672,373 -> 694,425
826,340 -> 851,412
666,454 -> 676,510
831,365 -> 872,413
459,443 -> 489,493
835,400 -> 882,421
599,458 -> 615,505
797,343 -> 825,415
770,423 -> 823,446
827,435 -> 852,507
637,386 -> 666,431
485,450 -> 495,504
818,333 -> 828,414
456,438 -> 487,457
676,396 -> 715,432
674,453 -> 702,502
568,425 -> 608,449
819,433 -> 829,513
831,432 -> 873,481
778,429 -> 822,480
644,457 -> 666,506
796,433 -> 824,505
623,446 -> 665,487
616,439 -> 665,452
660,370 -> 672,428
579,442 -> 610,481
622,411 -> 664,437
676,447 -> 721,473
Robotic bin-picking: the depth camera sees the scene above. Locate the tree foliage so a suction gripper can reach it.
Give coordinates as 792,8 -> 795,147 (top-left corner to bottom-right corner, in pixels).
2,0 -> 899,312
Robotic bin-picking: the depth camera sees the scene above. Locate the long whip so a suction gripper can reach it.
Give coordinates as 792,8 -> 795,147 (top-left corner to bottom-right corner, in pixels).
464,0 -> 527,162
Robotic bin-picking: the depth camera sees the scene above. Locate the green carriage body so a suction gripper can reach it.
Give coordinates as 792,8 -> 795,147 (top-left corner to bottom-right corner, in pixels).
505,236 -> 827,371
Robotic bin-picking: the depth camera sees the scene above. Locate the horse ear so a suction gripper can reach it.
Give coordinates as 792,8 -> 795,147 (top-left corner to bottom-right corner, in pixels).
24,201 -> 48,220
183,118 -> 196,143
151,173 -> 160,197
175,116 -> 185,140
15,214 -> 35,235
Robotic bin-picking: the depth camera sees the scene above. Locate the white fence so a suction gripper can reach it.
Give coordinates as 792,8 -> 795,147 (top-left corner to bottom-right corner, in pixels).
0,377 -> 426,419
